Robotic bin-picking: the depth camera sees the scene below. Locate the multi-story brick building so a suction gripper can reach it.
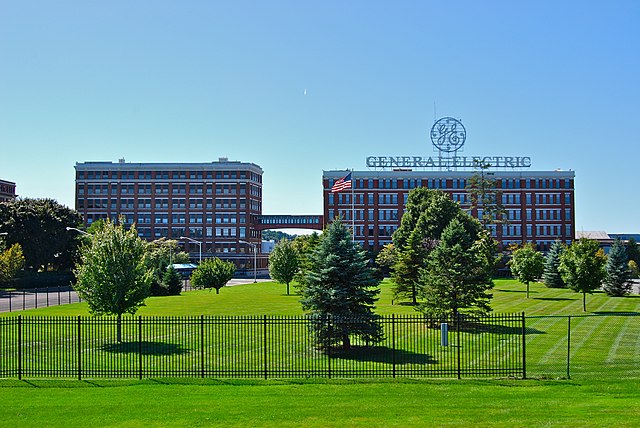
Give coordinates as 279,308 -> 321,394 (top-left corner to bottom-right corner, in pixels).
0,179 -> 16,202
323,169 -> 575,251
75,159 -> 264,271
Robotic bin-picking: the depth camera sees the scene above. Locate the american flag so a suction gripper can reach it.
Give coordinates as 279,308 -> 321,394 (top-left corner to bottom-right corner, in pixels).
331,172 -> 352,193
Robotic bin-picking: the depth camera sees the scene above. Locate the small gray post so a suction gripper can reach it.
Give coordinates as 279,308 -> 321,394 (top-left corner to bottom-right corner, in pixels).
440,322 -> 449,347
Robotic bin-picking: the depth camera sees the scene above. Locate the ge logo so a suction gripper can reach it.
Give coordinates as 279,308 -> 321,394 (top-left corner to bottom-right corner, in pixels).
430,117 -> 466,152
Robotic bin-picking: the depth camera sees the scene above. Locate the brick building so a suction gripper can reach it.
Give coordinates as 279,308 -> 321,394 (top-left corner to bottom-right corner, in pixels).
0,179 -> 16,202
75,159 -> 264,272
323,169 -> 575,251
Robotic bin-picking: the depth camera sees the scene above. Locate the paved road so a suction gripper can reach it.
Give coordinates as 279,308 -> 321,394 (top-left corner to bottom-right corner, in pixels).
0,278 -> 272,313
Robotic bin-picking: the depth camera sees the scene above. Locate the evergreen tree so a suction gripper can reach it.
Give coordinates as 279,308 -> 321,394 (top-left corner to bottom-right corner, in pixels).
543,240 -> 566,288
300,219 -> 382,351
509,243 -> 545,298
603,238 -> 632,296
466,161 -> 508,230
162,265 -> 183,295
392,188 -> 482,304
559,238 -> 606,312
417,218 -> 495,320
268,239 -> 300,295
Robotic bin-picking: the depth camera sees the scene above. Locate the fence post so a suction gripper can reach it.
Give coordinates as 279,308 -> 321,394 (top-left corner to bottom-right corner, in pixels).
9,290 -> 11,312
17,315 -> 22,380
456,314 -> 461,380
200,315 -> 205,378
35,288 -> 38,309
327,316 -> 332,379
263,315 -> 268,380
567,316 -> 571,379
46,287 -> 49,307
522,312 -> 526,379
77,316 -> 82,380
391,314 -> 396,378
22,289 -> 25,310
138,316 -> 143,379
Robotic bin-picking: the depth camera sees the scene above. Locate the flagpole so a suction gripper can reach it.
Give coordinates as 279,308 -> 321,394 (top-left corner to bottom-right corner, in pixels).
351,169 -> 355,242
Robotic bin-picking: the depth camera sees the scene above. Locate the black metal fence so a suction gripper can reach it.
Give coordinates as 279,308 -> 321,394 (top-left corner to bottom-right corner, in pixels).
0,281 -> 194,313
0,286 -> 82,312
0,314 -> 525,379
525,313 -> 640,380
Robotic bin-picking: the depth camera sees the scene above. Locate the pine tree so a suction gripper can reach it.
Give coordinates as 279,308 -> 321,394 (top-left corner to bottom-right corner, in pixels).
300,219 -> 383,351
392,188 -> 481,304
162,265 -> 183,295
603,239 -> 632,297
417,218 -> 495,320
543,240 -> 566,288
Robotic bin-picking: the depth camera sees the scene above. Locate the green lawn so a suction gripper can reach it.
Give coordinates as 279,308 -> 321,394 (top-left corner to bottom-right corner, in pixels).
3,278 -> 639,317
1,280 -> 639,426
0,377 -> 639,427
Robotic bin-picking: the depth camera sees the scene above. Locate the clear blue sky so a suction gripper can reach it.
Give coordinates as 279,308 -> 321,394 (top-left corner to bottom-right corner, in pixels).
1,1 -> 638,233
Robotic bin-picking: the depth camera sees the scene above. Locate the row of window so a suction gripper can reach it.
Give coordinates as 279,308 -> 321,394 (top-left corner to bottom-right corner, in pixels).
328,191 -> 572,207
78,198 -> 250,211
78,183 -> 261,197
78,170 -> 261,182
331,177 -> 573,190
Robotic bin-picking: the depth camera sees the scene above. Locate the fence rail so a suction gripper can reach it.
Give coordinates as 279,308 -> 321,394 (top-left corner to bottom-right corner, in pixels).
0,281 -> 197,313
0,314 -> 525,379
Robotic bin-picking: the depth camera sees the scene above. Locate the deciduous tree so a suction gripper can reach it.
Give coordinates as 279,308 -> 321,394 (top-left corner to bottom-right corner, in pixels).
144,238 -> 189,295
191,258 -> 235,294
300,219 -> 382,351
268,239 -> 300,295
0,198 -> 82,270
0,243 -> 26,284
559,238 -> 606,312
73,219 -> 152,342
509,243 -> 545,298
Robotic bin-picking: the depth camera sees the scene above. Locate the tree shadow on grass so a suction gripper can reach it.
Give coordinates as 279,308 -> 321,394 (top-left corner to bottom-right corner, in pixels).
100,341 -> 190,356
330,346 -> 436,365
591,311 -> 640,316
455,322 -> 545,336
534,297 -> 576,301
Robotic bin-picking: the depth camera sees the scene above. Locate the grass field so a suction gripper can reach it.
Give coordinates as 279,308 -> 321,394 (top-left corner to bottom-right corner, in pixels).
3,278 -> 639,317
1,279 -> 639,426
1,377 -> 639,427
1,279 -> 639,380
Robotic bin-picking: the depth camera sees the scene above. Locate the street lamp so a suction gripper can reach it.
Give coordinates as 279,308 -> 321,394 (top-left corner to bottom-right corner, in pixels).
239,240 -> 257,283
179,236 -> 202,264
66,227 -> 90,236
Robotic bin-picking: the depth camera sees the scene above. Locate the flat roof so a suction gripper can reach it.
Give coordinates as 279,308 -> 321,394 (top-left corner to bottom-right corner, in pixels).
76,160 -> 263,174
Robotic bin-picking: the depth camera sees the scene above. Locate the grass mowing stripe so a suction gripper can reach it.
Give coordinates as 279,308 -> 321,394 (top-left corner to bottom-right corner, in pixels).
606,314 -> 637,364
